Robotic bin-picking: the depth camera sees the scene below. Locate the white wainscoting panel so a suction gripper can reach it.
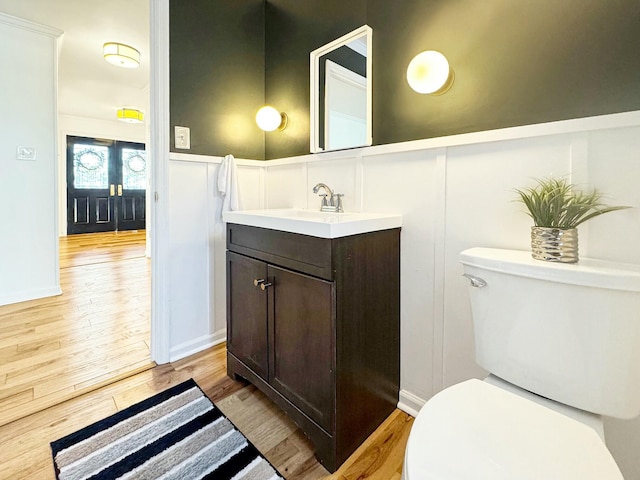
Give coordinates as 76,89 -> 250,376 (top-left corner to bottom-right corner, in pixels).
208,162 -> 226,343
265,163 -> 308,209
362,149 -> 440,401
441,134 -> 574,387
306,156 -> 358,212
585,126 -> 640,264
236,165 -> 264,211
168,160 -> 212,359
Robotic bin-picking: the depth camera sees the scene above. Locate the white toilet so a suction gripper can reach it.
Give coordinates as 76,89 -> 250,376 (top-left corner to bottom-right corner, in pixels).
403,247 -> 640,479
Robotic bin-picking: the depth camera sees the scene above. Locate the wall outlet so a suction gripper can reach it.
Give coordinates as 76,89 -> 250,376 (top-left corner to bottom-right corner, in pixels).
175,126 -> 191,149
17,146 -> 37,161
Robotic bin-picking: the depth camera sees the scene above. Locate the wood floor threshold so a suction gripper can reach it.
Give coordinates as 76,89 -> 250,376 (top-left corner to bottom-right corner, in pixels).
0,361 -> 156,428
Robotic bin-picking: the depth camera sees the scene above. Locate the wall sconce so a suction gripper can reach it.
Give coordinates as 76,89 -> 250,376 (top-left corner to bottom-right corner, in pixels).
406,50 -> 454,95
256,106 -> 288,131
117,108 -> 144,123
103,42 -> 140,68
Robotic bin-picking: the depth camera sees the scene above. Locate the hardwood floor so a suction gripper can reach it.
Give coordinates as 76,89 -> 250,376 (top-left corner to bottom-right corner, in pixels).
0,343 -> 414,480
0,231 -> 152,427
0,230 -> 413,478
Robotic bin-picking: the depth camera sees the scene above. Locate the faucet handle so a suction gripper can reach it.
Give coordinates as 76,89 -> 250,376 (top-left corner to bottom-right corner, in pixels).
319,193 -> 329,207
334,193 -> 344,212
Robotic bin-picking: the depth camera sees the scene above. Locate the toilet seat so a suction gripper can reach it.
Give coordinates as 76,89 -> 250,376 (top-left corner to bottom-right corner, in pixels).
403,379 -> 622,480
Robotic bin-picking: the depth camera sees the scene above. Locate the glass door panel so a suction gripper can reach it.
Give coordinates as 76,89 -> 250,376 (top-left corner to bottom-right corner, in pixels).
72,144 -> 110,189
67,136 -> 146,234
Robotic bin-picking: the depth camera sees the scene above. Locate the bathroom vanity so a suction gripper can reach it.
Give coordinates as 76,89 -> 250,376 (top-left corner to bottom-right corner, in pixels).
224,209 -> 401,472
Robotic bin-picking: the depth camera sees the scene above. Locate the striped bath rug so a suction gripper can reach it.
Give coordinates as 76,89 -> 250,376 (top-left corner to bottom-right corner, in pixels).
50,379 -> 283,480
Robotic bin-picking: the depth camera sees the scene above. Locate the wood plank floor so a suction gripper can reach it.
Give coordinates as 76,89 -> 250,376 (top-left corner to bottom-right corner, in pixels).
0,231 -> 152,427
0,343 -> 414,480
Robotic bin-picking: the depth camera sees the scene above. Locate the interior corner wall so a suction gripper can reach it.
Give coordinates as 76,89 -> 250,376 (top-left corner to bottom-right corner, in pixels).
169,0 -> 265,159
0,16 -> 60,305
264,0 -> 640,159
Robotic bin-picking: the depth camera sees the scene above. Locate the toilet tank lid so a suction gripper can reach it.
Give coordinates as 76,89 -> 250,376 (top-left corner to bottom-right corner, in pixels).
460,247 -> 640,292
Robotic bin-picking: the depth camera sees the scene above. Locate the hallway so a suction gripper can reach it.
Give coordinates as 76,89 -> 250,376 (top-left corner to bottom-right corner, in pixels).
0,230 -> 152,426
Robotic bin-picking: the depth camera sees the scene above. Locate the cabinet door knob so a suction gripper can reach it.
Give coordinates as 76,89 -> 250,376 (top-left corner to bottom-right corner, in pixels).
260,282 -> 272,291
253,278 -> 265,287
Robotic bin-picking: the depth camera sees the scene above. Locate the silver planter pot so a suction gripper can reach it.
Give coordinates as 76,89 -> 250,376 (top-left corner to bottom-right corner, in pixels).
530,226 -> 579,263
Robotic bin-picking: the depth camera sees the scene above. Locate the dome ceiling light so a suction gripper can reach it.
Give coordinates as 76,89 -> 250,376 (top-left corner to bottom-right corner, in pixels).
103,42 -> 140,68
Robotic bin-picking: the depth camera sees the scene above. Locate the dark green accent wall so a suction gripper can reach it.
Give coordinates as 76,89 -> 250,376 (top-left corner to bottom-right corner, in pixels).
367,0 -> 640,147
263,0 -> 366,159
170,0 -> 265,158
170,0 -> 640,160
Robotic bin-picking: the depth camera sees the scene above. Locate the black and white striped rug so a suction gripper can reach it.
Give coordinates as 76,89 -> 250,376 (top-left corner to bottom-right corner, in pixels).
50,379 -> 283,480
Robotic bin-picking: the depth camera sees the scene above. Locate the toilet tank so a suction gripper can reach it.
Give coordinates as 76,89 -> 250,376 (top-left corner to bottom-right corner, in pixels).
460,247 -> 640,419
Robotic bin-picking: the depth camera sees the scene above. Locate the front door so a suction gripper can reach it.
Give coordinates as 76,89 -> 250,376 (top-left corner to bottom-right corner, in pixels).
67,136 -> 147,234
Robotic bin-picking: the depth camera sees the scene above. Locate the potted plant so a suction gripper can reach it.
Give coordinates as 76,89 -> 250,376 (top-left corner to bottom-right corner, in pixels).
515,177 -> 630,263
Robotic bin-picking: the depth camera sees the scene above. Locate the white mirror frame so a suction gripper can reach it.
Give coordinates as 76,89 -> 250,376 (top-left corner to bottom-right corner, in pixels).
310,25 -> 372,153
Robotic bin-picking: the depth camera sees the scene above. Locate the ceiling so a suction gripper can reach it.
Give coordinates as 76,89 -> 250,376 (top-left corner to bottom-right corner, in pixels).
0,0 -> 149,123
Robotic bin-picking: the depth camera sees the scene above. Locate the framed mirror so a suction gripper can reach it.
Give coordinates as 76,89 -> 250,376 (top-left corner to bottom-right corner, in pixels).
310,25 -> 372,153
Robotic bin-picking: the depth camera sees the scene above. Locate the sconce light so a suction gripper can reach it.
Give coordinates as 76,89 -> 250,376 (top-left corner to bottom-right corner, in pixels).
103,42 -> 140,68
117,108 -> 144,123
406,50 -> 454,95
256,106 -> 288,131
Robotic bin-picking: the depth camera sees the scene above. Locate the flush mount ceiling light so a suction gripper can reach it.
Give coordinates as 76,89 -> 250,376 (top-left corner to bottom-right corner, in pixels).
256,106 -> 288,131
103,42 -> 140,68
406,50 -> 455,95
117,108 -> 144,123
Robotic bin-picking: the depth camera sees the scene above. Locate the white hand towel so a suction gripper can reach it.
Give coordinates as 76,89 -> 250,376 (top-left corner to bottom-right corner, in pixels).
217,154 -> 240,220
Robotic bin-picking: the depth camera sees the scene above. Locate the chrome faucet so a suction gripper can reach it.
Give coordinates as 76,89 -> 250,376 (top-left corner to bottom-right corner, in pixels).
312,183 -> 343,213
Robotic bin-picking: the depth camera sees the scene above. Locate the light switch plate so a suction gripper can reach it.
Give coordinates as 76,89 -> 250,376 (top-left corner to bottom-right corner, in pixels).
175,126 -> 190,149
17,146 -> 37,161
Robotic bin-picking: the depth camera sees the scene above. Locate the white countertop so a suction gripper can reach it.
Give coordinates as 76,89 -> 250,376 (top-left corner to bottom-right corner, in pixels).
223,208 -> 402,238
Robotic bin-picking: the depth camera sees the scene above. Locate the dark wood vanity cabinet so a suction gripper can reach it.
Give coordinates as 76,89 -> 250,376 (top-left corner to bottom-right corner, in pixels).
226,223 -> 400,472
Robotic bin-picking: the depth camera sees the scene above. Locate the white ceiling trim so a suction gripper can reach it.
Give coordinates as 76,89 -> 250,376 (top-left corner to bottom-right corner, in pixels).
0,11 -> 62,37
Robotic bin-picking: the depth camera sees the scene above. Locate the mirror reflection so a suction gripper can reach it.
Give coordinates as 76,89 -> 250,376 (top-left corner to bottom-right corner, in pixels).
310,25 -> 372,153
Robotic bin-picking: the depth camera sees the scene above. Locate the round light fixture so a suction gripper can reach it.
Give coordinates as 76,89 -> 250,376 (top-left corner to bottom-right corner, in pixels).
103,42 -> 140,69
406,50 -> 454,95
256,106 -> 288,131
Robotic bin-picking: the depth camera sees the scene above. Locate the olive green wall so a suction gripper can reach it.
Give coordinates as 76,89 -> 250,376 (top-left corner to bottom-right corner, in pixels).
263,0 -> 366,158
170,0 -> 640,160
368,0 -> 640,147
265,0 -> 640,159
170,0 -> 265,158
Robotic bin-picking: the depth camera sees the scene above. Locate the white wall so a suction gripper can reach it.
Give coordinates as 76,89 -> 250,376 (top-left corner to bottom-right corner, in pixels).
166,154 -> 263,361
167,111 -> 640,478
0,15 -> 62,305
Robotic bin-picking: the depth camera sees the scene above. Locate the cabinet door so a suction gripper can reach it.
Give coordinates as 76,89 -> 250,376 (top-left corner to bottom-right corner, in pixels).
227,252 -> 269,379
268,265 -> 335,432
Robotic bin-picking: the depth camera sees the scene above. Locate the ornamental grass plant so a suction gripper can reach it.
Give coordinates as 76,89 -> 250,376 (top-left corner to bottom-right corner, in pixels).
515,177 -> 630,229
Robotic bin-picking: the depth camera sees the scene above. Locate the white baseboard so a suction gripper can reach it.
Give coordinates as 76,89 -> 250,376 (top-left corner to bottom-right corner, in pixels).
398,389 -> 427,418
0,286 -> 62,307
169,329 -> 226,362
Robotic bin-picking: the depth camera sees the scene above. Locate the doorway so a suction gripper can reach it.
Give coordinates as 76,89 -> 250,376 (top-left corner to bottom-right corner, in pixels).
66,135 -> 147,235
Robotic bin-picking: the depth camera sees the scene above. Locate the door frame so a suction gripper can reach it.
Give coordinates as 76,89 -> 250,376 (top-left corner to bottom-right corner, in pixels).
149,0 -> 171,364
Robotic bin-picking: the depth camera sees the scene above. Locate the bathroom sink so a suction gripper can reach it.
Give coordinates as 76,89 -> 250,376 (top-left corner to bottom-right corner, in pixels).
223,208 -> 402,238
